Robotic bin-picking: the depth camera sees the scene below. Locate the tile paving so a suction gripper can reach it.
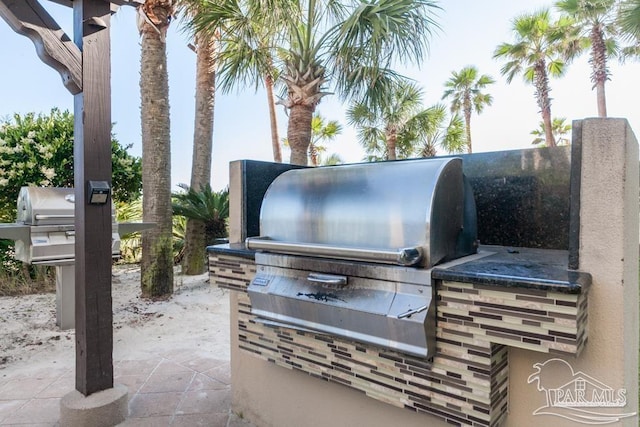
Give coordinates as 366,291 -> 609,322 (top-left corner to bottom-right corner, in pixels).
0,350 -> 253,427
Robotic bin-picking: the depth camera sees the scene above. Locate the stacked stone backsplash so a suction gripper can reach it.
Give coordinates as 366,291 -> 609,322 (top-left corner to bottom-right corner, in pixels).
209,252 -> 588,426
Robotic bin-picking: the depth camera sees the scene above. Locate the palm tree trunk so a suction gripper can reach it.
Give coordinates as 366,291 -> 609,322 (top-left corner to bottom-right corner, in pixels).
309,143 -> 319,166
386,130 -> 397,160
288,104 -> 313,165
591,24 -> 608,117
265,74 -> 282,163
541,106 -> 556,148
534,63 -> 556,148
596,81 -> 607,118
140,15 -> 173,297
464,109 -> 472,153
183,33 -> 217,275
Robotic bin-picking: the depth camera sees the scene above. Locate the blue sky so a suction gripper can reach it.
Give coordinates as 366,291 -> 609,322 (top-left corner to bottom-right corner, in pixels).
1,1 -> 639,191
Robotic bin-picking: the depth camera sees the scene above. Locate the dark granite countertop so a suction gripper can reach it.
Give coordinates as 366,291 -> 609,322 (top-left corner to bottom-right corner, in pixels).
207,242 -> 255,259
432,245 -> 591,294
208,243 -> 591,294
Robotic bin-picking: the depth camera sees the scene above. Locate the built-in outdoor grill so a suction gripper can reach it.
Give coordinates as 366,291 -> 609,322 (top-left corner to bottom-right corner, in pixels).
245,158 -> 477,358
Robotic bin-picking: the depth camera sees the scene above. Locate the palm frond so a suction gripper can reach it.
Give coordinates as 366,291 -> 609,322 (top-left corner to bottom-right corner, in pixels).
172,184 -> 229,223
619,0 -> 640,41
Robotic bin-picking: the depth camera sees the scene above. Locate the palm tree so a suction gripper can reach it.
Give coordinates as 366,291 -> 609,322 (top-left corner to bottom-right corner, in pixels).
414,106 -> 466,157
280,0 -> 440,165
555,0 -> 619,117
176,0 -> 219,274
308,115 -> 342,166
494,9 -> 577,148
441,66 -> 495,153
348,81 -> 425,160
137,0 -> 176,297
619,0 -> 640,61
320,153 -> 344,166
189,0 -> 287,163
530,117 -> 572,146
194,0 -> 439,166
349,83 -> 464,161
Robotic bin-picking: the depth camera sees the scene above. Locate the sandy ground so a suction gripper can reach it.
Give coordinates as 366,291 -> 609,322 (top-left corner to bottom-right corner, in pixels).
0,264 -> 230,374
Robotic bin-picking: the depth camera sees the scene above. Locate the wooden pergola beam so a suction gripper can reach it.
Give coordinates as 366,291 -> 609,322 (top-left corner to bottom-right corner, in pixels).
45,0 -> 73,6
48,0 -> 143,8
0,0 -> 82,94
0,0 -> 143,95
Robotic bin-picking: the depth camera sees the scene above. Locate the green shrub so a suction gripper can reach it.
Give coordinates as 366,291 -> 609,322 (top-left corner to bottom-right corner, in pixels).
172,184 -> 229,244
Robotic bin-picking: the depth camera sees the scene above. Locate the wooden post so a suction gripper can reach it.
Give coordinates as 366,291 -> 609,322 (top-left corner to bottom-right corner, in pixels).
73,0 -> 114,396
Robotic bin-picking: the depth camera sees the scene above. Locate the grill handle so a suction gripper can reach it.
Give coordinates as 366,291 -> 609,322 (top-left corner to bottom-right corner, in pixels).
397,304 -> 428,319
246,237 -> 423,266
34,214 -> 74,220
307,273 -> 347,286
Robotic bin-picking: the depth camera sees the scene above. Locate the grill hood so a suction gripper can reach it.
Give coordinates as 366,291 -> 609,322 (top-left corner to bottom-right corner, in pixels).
245,158 -> 478,359
11,187 -> 118,264
247,157 -> 474,268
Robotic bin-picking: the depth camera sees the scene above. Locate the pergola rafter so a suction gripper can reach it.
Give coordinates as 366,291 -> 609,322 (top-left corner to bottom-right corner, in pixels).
0,0 -> 82,93
0,0 -> 142,93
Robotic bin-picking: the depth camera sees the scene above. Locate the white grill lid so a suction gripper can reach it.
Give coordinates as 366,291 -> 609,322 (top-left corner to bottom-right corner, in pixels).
17,187 -> 76,225
16,187 -> 115,226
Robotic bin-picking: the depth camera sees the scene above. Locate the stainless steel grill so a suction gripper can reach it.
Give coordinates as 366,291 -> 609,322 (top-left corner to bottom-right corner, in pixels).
16,187 -> 120,265
0,186 -> 150,264
11,187 -> 120,264
245,158 -> 477,358
0,186 -> 151,330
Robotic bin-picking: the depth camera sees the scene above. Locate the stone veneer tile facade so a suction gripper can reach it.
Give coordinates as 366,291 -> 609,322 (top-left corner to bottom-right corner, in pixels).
209,253 -> 588,426
438,282 -> 588,356
209,254 -> 256,292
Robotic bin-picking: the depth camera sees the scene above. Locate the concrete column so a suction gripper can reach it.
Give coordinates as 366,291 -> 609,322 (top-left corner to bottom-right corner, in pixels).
228,161 -> 244,244
60,384 -> 128,427
577,118 -> 639,424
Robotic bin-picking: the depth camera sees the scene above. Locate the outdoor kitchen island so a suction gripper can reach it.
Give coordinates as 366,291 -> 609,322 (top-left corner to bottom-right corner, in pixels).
209,243 -> 589,426
208,119 -> 638,427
